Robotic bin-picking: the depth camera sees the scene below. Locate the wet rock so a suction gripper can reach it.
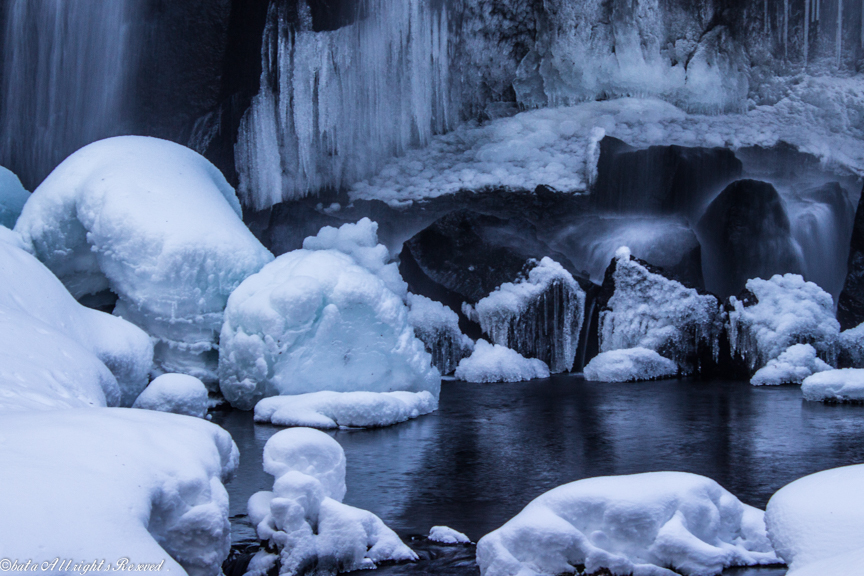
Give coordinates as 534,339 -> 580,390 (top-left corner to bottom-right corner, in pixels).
838,184 -> 864,330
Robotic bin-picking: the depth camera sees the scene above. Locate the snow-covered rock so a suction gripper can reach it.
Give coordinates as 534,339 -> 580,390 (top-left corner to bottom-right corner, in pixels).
765,464 -> 864,576
14,136 -> 273,384
254,390 -> 437,429
801,369 -> 864,403
455,340 -> 550,383
728,274 -> 840,372
583,348 -> 678,383
428,526 -> 471,545
407,293 -> 474,376
0,408 -> 238,576
247,428 -> 417,575
750,344 -> 832,386
477,472 -> 779,576
838,322 -> 864,368
466,257 -> 585,373
599,247 -> 723,373
133,373 -> 209,418
219,219 -> 439,410
0,166 -> 28,228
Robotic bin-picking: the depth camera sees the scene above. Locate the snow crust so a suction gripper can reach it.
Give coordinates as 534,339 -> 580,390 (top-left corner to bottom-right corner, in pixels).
750,344 -> 831,386
477,472 -> 779,576
0,408 -> 239,576
14,136 -> 273,384
247,428 -> 417,575
765,464 -> 864,576
219,219 -> 439,410
407,293 -> 474,375
801,369 -> 864,403
455,340 -> 550,383
0,165 -> 28,228
583,348 -> 678,383
133,373 -> 209,418
428,526 -> 471,545
254,390 -> 437,429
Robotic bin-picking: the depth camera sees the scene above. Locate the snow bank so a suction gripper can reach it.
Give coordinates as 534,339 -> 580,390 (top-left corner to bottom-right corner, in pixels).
801,369 -> 864,403
0,408 -> 238,575
765,464 -> 864,576
407,293 -> 474,375
583,348 -> 678,383
254,390 -> 437,429
15,136 -> 273,384
477,472 -> 779,576
133,373 -> 209,418
429,526 -> 471,545
0,165 -> 28,228
728,274 -> 839,372
466,257 -> 585,373
750,344 -> 831,386
219,219 -> 439,410
247,428 -> 417,575
455,340 -> 550,383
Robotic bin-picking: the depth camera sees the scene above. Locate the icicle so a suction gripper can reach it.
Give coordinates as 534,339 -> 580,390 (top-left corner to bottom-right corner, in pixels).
861,0 -> 864,46
805,0 -> 810,65
837,0 -> 843,67
765,0 -> 769,34
784,0 -> 790,59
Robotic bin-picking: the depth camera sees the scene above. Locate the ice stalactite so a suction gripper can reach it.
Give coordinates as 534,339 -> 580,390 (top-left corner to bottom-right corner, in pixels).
805,0 -> 810,65
784,0 -> 790,59
765,0 -> 769,34
837,0 -> 844,67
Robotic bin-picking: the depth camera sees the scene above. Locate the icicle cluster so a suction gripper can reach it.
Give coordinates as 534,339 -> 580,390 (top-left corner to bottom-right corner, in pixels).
407,293 -> 474,376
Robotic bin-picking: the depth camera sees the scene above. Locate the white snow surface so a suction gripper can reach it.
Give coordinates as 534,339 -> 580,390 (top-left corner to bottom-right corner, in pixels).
728,274 -> 839,371
14,136 -> 273,384
0,230 -> 153,406
219,219 -> 439,410
429,526 -> 471,545
133,373 -> 209,418
0,408 -> 239,576
247,428 -> 417,575
584,348 -> 679,383
407,293 -> 474,376
455,340 -> 550,383
477,472 -> 779,576
0,165 -> 28,228
750,344 -> 831,386
765,464 -> 864,576
801,368 -> 864,403
254,390 -> 437,429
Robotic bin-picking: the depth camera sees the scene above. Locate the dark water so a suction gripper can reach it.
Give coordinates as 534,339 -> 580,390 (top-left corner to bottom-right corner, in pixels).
213,375 -> 864,575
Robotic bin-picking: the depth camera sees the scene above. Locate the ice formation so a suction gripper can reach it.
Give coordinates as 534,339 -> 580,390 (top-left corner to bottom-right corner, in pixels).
428,526 -> 471,545
407,293 -> 474,375
765,464 -> 864,576
0,408 -> 238,575
476,471 -> 778,576
14,136 -> 273,384
465,257 -> 585,374
0,166 -> 28,228
801,369 -> 864,403
750,344 -> 832,386
838,322 -> 864,367
254,390 -> 437,429
132,373 -> 209,418
246,428 -> 417,575
599,247 -> 723,372
728,274 -> 840,372
583,348 -> 679,383
219,219 -> 439,410
455,340 -> 550,383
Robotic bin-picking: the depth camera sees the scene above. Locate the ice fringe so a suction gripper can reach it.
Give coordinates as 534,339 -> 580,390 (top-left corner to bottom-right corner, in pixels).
750,344 -> 831,386
584,347 -> 678,383
455,340 -> 550,383
407,293 -> 474,376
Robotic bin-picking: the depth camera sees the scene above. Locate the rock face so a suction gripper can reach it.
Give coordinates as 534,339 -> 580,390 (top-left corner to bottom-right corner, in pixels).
837,185 -> 864,330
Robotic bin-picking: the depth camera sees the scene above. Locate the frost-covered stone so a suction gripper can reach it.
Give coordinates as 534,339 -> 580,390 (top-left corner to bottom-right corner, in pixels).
838,322 -> 864,368
219,219 -> 439,410
750,344 -> 832,386
428,526 -> 471,545
0,166 -> 28,228
14,136 -> 273,385
728,274 -> 839,372
455,340 -> 550,383
766,464 -> 864,576
248,428 -> 417,575
477,472 -> 778,576
583,348 -> 678,383
466,257 -> 585,374
801,369 -> 864,403
407,293 -> 474,376
133,374 -> 209,418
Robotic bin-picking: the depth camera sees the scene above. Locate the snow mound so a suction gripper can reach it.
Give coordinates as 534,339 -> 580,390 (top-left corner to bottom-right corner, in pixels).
584,348 -> 678,383
750,344 -> 832,386
801,369 -> 864,403
133,373 -> 209,418
219,219 -> 439,410
247,428 -> 417,575
466,257 -> 585,373
0,166 -> 28,228
0,235 -> 153,405
839,322 -> 864,368
407,293 -> 474,376
477,472 -> 779,576
429,526 -> 471,545
14,136 -> 273,384
728,274 -> 839,372
600,248 -> 722,372
455,340 -> 550,383
0,408 -> 238,575
766,464 -> 864,576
